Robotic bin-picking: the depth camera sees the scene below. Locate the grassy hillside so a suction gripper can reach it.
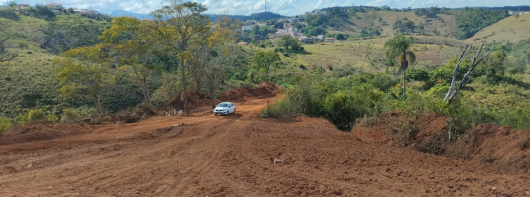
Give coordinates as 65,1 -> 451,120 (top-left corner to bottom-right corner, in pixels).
359,12 -> 456,37
265,37 -> 463,73
324,11 -> 457,38
467,14 -> 530,45
0,13 -> 110,117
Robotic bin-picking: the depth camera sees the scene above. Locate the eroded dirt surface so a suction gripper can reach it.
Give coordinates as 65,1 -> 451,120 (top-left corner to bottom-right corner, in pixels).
1,99 -> 529,197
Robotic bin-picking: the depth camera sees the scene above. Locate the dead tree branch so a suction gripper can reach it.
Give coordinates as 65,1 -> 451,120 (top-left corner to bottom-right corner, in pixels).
443,44 -> 493,103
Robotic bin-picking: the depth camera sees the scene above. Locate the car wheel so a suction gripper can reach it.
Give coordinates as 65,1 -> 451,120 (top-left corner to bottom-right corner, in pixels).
233,109 -> 236,114
214,113 -> 217,116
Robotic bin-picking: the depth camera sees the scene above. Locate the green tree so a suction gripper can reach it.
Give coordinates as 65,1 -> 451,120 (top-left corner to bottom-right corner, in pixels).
149,0 -> 212,114
54,45 -> 115,114
290,38 -> 303,51
274,22 -> 284,29
273,38 -> 285,50
251,51 -> 280,80
335,33 -> 346,40
384,34 -> 416,100
7,1 -> 17,7
99,16 -> 158,104
196,27 -> 241,108
280,35 -> 293,50
215,15 -> 244,31
482,51 -> 506,82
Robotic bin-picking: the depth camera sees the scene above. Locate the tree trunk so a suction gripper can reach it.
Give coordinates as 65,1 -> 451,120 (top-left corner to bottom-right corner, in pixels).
190,63 -> 201,92
142,75 -> 150,104
211,85 -> 216,109
402,58 -> 408,101
132,64 -> 151,105
94,94 -> 103,115
180,58 -> 189,114
403,67 -> 407,101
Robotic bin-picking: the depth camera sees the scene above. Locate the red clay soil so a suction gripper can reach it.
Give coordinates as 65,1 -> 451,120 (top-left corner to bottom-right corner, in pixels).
353,112 -> 530,170
1,99 -> 529,196
0,120 -> 96,146
352,112 -> 449,147
449,124 -> 530,170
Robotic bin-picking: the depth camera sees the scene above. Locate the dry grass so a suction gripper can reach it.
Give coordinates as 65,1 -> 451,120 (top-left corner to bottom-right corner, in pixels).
277,38 -> 462,72
466,14 -> 530,45
332,12 -> 458,37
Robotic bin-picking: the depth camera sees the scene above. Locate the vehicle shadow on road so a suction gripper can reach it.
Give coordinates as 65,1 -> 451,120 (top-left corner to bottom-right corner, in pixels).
221,114 -> 243,119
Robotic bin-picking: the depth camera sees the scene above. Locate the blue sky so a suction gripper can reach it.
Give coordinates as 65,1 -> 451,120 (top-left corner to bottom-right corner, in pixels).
1,0 -> 528,15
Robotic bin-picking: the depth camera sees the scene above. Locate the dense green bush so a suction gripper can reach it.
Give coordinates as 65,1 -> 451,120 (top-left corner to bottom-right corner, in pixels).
0,117 -> 12,133
14,109 -> 46,125
23,5 -> 56,20
60,106 -> 97,124
406,69 -> 429,81
0,8 -> 20,20
261,73 -> 391,130
262,65 -> 530,132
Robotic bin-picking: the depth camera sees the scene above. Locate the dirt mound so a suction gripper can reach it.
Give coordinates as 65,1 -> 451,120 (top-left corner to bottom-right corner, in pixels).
352,112 -> 449,150
219,82 -> 280,102
448,124 -> 530,169
163,89 -> 211,111
0,120 -> 93,146
164,82 -> 280,110
353,112 -> 530,170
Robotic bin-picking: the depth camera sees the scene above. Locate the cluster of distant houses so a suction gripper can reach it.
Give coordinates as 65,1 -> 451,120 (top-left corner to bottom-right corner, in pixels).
508,11 -> 530,15
241,14 -> 336,44
14,3 -> 103,16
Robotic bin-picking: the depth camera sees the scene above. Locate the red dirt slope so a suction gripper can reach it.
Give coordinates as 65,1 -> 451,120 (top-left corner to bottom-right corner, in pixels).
0,120 -> 96,146
0,98 -> 529,196
352,112 -> 449,147
353,112 -> 530,170
449,124 -> 530,170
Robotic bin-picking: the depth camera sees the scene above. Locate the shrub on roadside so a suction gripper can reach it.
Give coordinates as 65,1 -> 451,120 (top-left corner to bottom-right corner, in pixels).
14,109 -> 46,125
60,106 -> 97,124
0,117 -> 12,133
114,103 -> 157,123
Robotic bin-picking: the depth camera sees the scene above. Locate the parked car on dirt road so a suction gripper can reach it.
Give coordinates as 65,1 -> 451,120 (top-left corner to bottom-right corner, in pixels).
214,102 -> 236,116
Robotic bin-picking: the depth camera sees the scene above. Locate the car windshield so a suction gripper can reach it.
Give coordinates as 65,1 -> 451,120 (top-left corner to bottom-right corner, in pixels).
218,103 -> 229,107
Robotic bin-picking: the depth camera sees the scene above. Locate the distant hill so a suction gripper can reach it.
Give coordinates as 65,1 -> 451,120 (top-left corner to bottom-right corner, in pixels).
110,10 -> 155,20
110,10 -> 284,22
467,14 -> 530,44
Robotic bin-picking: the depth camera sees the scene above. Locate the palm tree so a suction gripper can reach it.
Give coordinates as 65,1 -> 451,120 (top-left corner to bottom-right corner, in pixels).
384,34 -> 416,100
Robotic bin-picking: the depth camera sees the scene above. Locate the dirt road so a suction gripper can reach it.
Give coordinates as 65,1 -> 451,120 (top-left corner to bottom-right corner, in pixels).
1,98 -> 529,197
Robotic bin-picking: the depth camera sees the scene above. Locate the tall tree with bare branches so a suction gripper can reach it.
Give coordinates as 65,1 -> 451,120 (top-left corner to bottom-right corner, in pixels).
444,44 -> 493,103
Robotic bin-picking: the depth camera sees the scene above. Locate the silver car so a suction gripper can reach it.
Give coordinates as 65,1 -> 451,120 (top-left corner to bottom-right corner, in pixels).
213,102 -> 236,116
